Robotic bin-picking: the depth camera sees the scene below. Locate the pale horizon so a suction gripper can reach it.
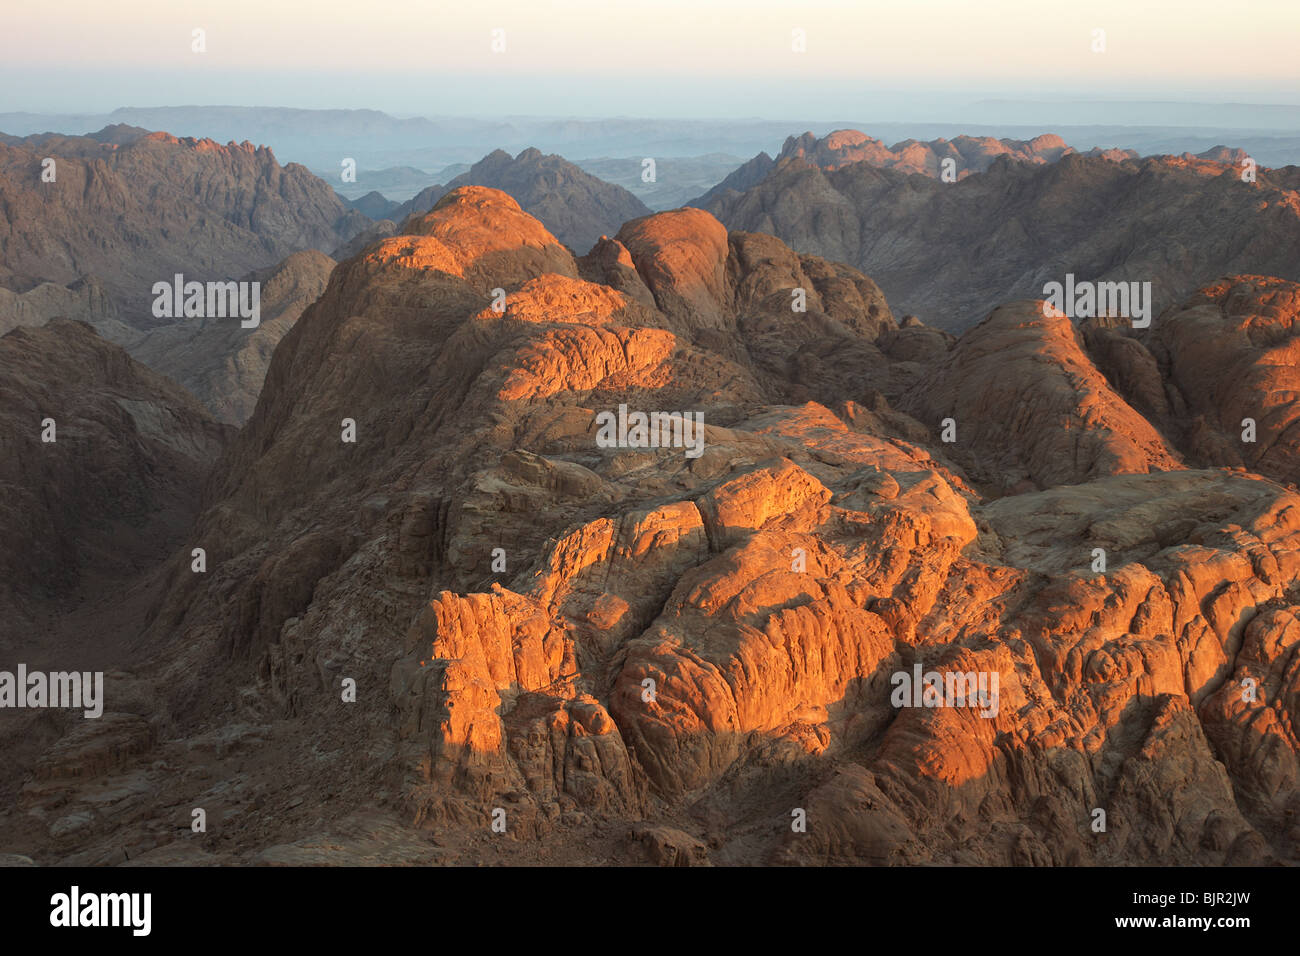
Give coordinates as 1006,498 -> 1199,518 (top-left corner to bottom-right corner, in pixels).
4,0 -> 1298,118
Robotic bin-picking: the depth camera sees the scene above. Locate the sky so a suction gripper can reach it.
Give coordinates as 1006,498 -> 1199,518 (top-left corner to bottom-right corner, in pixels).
2,0 -> 1298,117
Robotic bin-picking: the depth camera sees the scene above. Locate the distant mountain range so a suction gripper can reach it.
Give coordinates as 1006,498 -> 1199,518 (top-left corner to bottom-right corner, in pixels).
693,131 -> 1300,330
694,131 -> 1130,207
4,118 -> 1298,427
572,154 -> 746,210
4,105 -> 1298,171
331,165 -> 462,203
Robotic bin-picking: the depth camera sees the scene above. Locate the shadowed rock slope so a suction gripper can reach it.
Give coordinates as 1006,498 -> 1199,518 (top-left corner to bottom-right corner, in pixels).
1,188 -> 1297,867
0,319 -> 232,829
128,250 -> 336,425
0,320 -> 231,633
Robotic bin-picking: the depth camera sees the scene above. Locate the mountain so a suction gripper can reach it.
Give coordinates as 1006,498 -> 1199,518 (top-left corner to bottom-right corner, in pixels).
778,129 -> 1075,175
344,190 -> 402,220
331,166 -> 443,203
694,139 -> 1300,330
691,150 -> 778,207
899,301 -> 1184,492
0,109 -> 856,171
0,126 -> 369,331
5,187 -> 1296,866
128,250 -> 336,425
0,317 -> 231,838
394,148 -> 652,252
1091,275 -> 1300,488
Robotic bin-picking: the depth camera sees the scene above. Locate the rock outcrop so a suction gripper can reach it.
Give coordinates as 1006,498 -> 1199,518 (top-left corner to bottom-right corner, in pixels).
901,301 -> 1184,492
1148,276 -> 1300,485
